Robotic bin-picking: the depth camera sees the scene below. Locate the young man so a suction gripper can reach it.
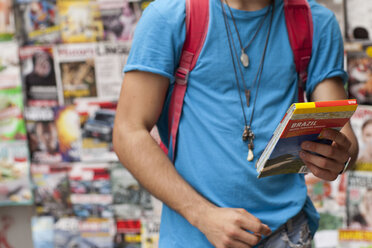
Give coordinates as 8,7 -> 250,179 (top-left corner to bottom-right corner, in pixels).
113,0 -> 359,247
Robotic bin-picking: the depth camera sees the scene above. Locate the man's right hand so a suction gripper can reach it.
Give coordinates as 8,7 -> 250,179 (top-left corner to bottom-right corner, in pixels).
197,207 -> 272,248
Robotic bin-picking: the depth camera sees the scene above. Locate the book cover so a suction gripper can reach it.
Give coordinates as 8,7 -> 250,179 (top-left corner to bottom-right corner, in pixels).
347,43 -> 372,105
256,99 -> 358,178
57,0 -> 103,43
0,0 -> 15,41
79,218 -> 115,248
350,105 -> 372,171
0,140 -> 32,205
31,163 -> 72,218
19,45 -> 58,107
14,0 -> 60,45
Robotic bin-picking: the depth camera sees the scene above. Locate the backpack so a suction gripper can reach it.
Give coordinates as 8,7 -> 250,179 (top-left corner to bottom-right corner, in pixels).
164,0 -> 313,161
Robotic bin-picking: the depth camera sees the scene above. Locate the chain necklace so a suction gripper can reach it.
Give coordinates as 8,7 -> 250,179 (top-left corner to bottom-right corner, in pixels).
225,0 -> 271,68
220,0 -> 275,162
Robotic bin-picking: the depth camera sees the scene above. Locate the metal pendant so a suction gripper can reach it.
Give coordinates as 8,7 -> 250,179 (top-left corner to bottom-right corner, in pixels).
240,51 -> 249,68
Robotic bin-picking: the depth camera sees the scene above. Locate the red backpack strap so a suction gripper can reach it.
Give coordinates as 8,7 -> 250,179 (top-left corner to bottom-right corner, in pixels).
165,0 -> 209,161
284,0 -> 313,102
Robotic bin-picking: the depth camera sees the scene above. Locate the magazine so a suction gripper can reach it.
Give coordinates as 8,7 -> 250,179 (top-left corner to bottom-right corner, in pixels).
0,88 -> 27,141
98,0 -> 141,41
14,0 -> 60,44
141,217 -> 160,248
345,0 -> 372,40
31,163 -> 72,218
306,173 -> 347,248
111,162 -> 153,219
95,42 -> 131,100
0,0 -> 15,41
54,217 -> 80,248
0,41 -> 22,90
349,105 -> 372,171
31,216 -> 55,248
347,43 -> 372,105
24,106 -> 81,163
19,45 -> 58,107
79,218 -> 115,248
58,0 -> 103,43
54,43 -> 98,105
75,99 -> 117,162
68,163 -> 113,218
0,140 -> 32,205
115,219 -> 141,248
256,99 -> 358,178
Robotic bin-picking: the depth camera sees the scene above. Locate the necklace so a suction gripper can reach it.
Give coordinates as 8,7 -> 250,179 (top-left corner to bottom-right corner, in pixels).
220,0 -> 275,162
225,0 -> 271,68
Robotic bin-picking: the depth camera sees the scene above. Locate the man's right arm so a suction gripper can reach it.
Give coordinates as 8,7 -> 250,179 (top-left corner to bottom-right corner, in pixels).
113,71 -> 271,248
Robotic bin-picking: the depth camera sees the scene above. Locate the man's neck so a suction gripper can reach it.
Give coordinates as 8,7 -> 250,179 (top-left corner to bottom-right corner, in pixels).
225,0 -> 272,11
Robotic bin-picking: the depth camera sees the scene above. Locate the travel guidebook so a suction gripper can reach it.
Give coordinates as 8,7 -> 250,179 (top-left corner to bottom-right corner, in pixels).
256,99 -> 358,178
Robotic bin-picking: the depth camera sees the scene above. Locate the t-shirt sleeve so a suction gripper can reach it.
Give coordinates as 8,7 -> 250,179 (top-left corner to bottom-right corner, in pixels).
305,11 -> 348,100
123,1 -> 186,83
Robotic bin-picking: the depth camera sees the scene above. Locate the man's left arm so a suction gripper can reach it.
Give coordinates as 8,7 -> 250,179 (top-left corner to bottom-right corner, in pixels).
299,77 -> 359,181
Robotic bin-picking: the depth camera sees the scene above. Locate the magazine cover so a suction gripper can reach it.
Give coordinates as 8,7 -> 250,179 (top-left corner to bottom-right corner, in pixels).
306,174 -> 347,248
98,0 -> 141,41
54,217 -> 80,248
19,45 -> 58,107
25,106 -> 81,163
0,41 -> 22,90
347,43 -> 372,105
256,99 -> 358,178
31,216 -> 55,248
95,42 -> 130,100
54,43 -> 97,105
69,163 -> 113,218
0,88 -> 27,141
14,0 -> 60,44
115,219 -> 141,248
338,171 -> 372,247
79,218 -> 115,248
58,0 -> 103,43
345,0 -> 372,40
75,99 -> 117,162
31,163 -> 72,218
0,140 -> 32,205
0,0 -> 15,41
141,218 -> 159,248
111,163 -> 153,219
350,105 -> 372,171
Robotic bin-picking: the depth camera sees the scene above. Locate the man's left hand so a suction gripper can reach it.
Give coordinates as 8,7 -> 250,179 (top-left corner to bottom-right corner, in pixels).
300,128 -> 351,181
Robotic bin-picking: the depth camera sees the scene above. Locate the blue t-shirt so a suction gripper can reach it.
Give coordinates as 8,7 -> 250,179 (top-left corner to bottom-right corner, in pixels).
124,0 -> 347,247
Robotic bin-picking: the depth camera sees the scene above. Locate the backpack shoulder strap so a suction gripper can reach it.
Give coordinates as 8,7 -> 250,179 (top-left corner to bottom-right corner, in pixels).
166,0 -> 209,161
284,0 -> 313,102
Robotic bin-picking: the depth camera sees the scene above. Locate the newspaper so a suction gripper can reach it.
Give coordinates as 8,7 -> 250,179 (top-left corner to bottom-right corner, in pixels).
19,45 -> 58,107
